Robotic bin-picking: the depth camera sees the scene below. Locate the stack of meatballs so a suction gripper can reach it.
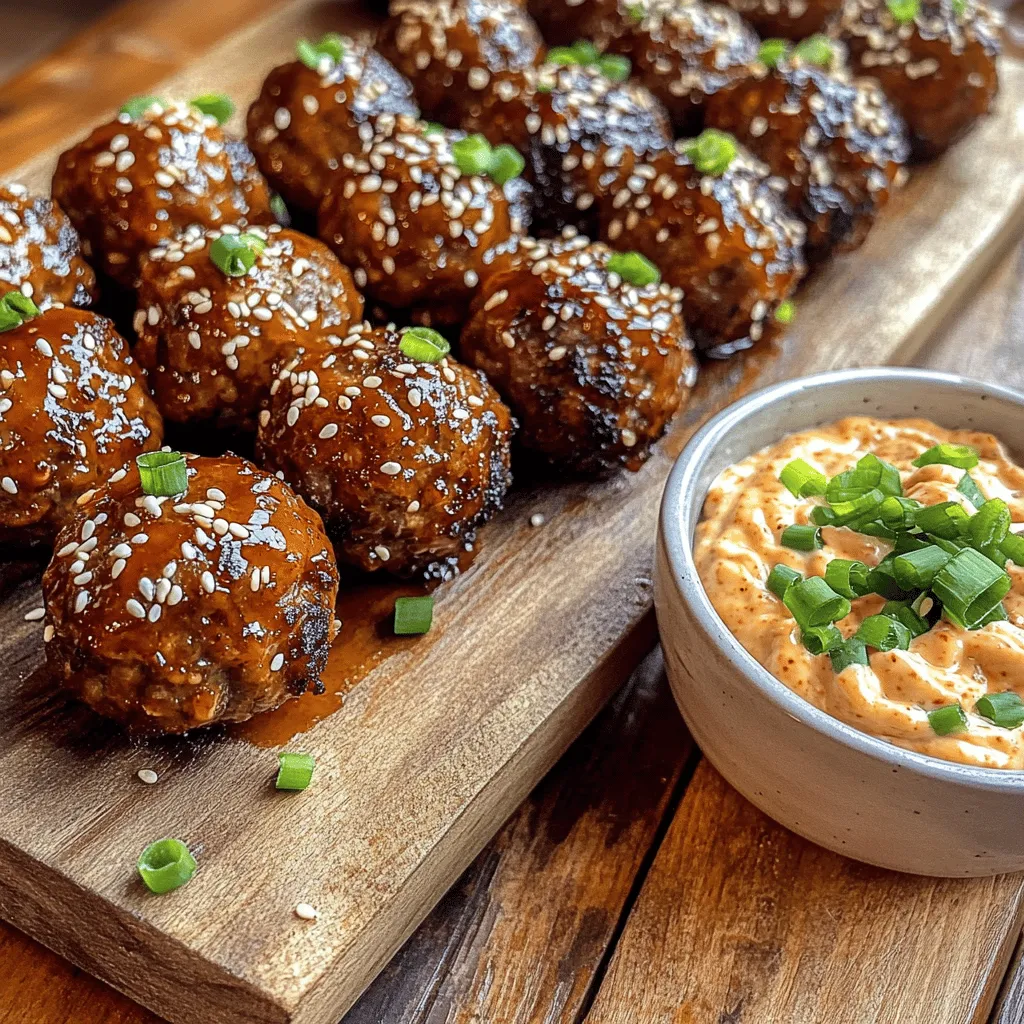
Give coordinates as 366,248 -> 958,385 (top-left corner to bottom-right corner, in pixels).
0,0 -> 1001,733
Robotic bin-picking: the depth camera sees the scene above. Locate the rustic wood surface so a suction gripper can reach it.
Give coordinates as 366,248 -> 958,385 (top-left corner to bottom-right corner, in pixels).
1,4 -> 1024,1024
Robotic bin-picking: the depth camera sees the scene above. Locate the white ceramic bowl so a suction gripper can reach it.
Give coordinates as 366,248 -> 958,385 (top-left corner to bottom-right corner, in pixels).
655,368 -> 1024,877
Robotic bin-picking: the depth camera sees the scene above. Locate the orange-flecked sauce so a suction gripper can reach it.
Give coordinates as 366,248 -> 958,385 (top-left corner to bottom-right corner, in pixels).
695,416 -> 1024,769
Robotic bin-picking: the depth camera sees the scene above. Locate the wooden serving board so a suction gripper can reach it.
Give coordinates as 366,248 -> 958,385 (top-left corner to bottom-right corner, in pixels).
0,2 -> 1022,1021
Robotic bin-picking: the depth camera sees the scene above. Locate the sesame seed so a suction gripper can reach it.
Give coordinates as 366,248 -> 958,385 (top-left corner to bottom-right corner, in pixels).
271,653 -> 285,671
380,462 -> 402,476
1,476 -> 17,495
24,607 -> 45,622
201,571 -> 216,593
43,624 -> 54,642
126,598 -> 146,619
137,769 -> 159,784
530,513 -> 545,527
112,558 -> 127,579
295,903 -> 318,920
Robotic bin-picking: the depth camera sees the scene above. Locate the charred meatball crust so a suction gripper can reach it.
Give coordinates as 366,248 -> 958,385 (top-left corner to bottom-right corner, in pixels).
256,322 -> 515,578
318,123 -> 530,325
52,99 -> 274,289
722,0 -> 842,40
0,308 -> 163,545
0,184 -> 97,310
133,224 -> 363,432
601,141 -> 806,355
247,39 -> 418,213
704,58 -> 910,259
43,454 -> 339,733
835,0 -> 1001,157
376,0 -> 544,126
461,232 -> 695,473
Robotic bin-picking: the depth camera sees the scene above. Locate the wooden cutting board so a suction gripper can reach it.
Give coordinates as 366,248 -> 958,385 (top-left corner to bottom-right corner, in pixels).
0,2 -> 1022,1021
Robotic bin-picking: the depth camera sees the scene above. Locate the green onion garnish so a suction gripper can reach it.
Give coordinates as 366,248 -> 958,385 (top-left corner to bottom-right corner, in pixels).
830,638 -> 869,673
606,251 -> 660,287
791,34 -> 834,66
488,144 -> 525,185
879,496 -> 922,529
824,559 -> 871,599
781,524 -> 822,551
137,838 -> 197,894
546,40 -> 628,80
1001,532 -> 1024,567
547,46 -> 580,66
802,624 -> 843,655
855,614 -> 912,652
399,326 -> 450,363
882,599 -> 931,638
424,121 -> 446,135
912,443 -> 979,469
966,497 -> 1010,550
573,40 -> 600,63
394,595 -> 434,635
296,32 -> 345,70
120,95 -> 163,119
626,2 -> 645,19
767,563 -> 801,599
951,0 -> 966,15
780,458 -> 826,498
191,93 -> 235,124
276,751 -> 316,790
865,555 -> 912,600
684,129 -> 737,177
928,703 -> 968,735
892,544 -> 952,590
810,505 -> 838,527
0,291 -> 41,333
828,488 -> 885,527
783,576 -> 851,629
957,472 -> 986,509
827,454 -> 903,501
597,54 -> 631,81
774,300 -> 795,324
932,548 -> 1011,629
270,193 -> 290,225
451,134 -> 493,176
210,232 -> 266,277
886,0 -> 920,22
758,38 -> 790,68
976,692 -> 1024,728
137,451 -> 188,497
912,500 -> 969,539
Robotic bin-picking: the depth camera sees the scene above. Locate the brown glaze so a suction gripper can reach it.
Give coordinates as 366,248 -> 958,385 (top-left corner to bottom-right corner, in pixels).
376,0 -> 545,126
43,454 -> 339,734
722,0 -> 842,39
461,232 -> 696,473
0,308 -> 163,545
247,39 -> 419,213
705,56 -> 910,260
600,141 -> 806,357
318,121 -> 531,325
835,0 -> 1002,158
526,0 -> 623,47
256,322 -> 514,579
52,99 -> 274,289
133,224 -> 363,432
0,184 -> 97,310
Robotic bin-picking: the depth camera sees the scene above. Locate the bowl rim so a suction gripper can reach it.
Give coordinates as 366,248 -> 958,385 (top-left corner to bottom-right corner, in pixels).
659,365 -> 1024,791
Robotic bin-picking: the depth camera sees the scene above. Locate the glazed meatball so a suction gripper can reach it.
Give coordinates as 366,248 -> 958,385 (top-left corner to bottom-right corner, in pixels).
133,224 -> 362,432
0,184 -> 97,310
722,0 -> 842,39
704,54 -> 910,259
0,307 -> 163,545
376,0 -> 544,125
835,0 -> 1001,157
42,454 -> 339,733
461,232 -> 695,472
247,37 -> 419,214
256,322 -> 515,578
600,135 -> 806,355
52,99 -> 274,289
466,62 -> 671,233
318,123 -> 530,326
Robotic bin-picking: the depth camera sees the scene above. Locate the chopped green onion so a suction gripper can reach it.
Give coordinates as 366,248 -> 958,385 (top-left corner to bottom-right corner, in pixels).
606,251 -> 660,287
824,559 -> 871,599
120,95 -> 163,119
828,488 -> 885,527
912,443 -> 979,469
546,45 -> 580,66
966,497 -> 1010,550
0,290 -> 41,333
886,0 -> 920,21
791,34 -> 833,66
781,524 -> 822,551
855,519 -> 899,540
488,143 -> 525,185
767,563 -> 801,599
827,456 -> 901,502
879,496 -> 921,529
269,193 -> 290,225
783,576 -> 851,629
296,32 -> 345,70
452,134 -> 493,176
572,40 -> 600,63
1001,532 -> 1024,567
684,129 -> 737,176
774,299 -> 795,324
399,326 -> 450,363
912,501 -> 969,539
137,452 -> 188,497
810,505 -> 839,527
191,93 -> 235,124
423,121 -> 446,135
882,600 -> 931,638
209,232 -> 266,276
932,547 -> 1012,629
758,38 -> 790,68
865,555 -> 912,601
951,0 -> 966,15
957,472 -> 986,508
779,458 -> 826,498
830,638 -> 869,673
802,624 -> 843,655
929,534 -> 968,555
394,595 -> 434,635
855,614 -> 912,652
598,54 -> 631,80
928,703 -> 968,736
137,838 -> 196,894
276,751 -> 316,790
892,544 -> 952,590
975,691 -> 1024,729
626,2 -> 646,19
894,532 -> 930,554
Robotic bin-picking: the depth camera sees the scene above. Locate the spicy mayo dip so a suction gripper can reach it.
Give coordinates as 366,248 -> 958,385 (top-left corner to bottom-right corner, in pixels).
695,416 -> 1024,769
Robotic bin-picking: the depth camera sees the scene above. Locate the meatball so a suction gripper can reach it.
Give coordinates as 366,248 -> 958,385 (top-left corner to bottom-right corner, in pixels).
256,322 -> 515,578
247,37 -> 419,214
835,0 -> 1001,157
376,0 -> 544,125
318,123 -> 530,326
600,134 -> 806,355
133,224 -> 363,432
722,0 -> 842,39
0,307 -> 163,545
461,232 -> 695,473
0,184 -> 97,310
703,54 -> 910,260
42,454 -> 339,733
52,99 -> 274,289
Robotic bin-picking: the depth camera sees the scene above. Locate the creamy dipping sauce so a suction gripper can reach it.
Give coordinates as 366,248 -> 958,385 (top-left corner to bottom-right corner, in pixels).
695,416 -> 1024,769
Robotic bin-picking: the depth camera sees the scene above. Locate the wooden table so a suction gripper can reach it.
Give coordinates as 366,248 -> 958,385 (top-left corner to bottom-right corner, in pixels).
2,2 -> 1024,1022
